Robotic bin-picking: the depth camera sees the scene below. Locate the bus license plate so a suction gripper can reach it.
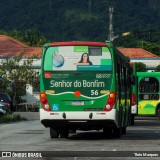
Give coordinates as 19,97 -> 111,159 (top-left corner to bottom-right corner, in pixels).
72,101 -> 84,106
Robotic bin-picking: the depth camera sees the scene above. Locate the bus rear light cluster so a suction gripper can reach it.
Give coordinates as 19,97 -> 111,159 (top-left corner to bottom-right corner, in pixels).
40,92 -> 51,111
41,98 -> 47,104
131,93 -> 136,106
104,92 -> 116,112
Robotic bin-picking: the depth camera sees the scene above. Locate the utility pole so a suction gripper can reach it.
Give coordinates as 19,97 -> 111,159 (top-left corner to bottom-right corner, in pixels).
108,6 -> 114,41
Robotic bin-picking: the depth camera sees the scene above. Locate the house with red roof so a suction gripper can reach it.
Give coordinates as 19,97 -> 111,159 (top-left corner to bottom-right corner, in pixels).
118,48 -> 160,69
0,35 -> 41,57
0,35 -> 42,68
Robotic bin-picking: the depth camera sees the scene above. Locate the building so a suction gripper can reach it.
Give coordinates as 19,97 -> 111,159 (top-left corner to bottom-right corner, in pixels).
0,35 -> 41,103
118,48 -> 160,70
0,35 -> 159,103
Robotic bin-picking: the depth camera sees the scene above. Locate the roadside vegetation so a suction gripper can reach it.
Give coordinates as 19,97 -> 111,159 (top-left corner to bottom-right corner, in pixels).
0,114 -> 27,123
113,29 -> 160,57
0,54 -> 40,103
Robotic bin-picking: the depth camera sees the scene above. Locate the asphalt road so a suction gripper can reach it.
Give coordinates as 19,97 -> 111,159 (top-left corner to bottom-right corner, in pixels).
0,117 -> 160,160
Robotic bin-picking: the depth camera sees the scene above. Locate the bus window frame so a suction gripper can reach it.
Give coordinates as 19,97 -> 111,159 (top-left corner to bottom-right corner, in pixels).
42,45 -> 113,72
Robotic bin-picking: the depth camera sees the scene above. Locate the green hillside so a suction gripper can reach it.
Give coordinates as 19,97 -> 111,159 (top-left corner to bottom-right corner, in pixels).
0,0 -> 160,41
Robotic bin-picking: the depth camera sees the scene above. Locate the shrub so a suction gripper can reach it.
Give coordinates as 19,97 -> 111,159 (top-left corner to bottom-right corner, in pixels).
0,114 -> 27,123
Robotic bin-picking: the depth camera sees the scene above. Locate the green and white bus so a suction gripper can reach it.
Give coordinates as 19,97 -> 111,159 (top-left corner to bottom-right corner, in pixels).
40,41 -> 132,138
137,72 -> 160,117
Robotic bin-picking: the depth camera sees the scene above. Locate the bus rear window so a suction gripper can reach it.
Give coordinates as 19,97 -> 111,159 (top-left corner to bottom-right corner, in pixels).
44,46 -> 112,71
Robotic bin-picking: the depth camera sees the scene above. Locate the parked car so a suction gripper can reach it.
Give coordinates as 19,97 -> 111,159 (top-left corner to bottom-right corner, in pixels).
0,102 -> 6,116
0,102 -> 12,116
0,93 -> 15,112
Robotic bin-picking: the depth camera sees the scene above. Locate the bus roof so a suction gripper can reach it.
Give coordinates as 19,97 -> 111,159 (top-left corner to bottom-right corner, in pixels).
137,72 -> 160,77
48,41 -> 108,47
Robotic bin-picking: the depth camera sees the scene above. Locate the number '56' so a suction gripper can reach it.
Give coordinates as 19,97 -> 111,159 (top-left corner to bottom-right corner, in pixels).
91,90 -> 98,95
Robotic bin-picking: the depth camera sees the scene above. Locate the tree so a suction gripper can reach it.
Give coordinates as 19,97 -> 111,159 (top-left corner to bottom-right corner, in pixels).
2,29 -> 47,47
155,65 -> 160,72
23,28 -> 47,46
0,53 -> 40,103
114,29 -> 160,57
135,62 -> 146,72
137,41 -> 160,56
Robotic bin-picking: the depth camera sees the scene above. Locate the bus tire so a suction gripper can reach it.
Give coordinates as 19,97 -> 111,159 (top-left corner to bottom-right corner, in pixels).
50,128 -> 59,138
113,128 -> 121,138
130,114 -> 135,126
103,127 -> 112,138
122,126 -> 126,134
59,128 -> 69,138
156,106 -> 160,119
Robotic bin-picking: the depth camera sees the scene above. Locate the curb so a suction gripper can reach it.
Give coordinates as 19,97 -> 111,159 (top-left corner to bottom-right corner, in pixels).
13,112 -> 40,120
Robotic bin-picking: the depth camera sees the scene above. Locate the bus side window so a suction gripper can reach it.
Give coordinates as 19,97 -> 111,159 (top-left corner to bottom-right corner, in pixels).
139,94 -> 159,100
139,77 -> 159,93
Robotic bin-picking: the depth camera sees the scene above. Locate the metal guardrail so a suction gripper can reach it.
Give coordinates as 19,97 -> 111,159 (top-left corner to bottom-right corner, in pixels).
17,101 -> 40,112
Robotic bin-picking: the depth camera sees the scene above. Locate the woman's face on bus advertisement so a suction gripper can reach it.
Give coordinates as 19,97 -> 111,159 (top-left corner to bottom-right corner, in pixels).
83,54 -> 88,62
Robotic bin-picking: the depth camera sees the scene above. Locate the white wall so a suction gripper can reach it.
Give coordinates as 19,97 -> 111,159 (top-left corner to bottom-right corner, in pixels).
131,59 -> 160,69
22,85 -> 39,103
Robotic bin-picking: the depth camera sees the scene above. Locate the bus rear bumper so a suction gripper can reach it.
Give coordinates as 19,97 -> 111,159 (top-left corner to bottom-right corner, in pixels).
40,109 -> 118,128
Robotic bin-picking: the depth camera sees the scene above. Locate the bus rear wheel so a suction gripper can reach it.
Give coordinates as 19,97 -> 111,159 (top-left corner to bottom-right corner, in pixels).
59,128 -> 69,138
113,128 -> 121,138
103,127 -> 112,138
130,115 -> 135,126
50,128 -> 59,138
122,126 -> 126,134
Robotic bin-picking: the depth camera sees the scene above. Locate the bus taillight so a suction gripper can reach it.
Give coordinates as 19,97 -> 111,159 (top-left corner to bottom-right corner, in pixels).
40,92 -> 51,111
104,92 -> 116,112
131,93 -> 136,106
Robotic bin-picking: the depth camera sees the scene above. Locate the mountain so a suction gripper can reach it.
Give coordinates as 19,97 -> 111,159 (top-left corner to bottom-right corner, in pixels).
0,0 -> 160,41
148,0 -> 160,9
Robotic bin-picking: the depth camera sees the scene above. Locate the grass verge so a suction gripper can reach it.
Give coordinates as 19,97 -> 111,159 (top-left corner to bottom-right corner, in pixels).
0,114 -> 27,123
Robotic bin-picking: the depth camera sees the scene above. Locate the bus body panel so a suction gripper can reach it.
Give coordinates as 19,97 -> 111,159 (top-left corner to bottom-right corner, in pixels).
42,71 -> 112,112
137,72 -> 160,116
